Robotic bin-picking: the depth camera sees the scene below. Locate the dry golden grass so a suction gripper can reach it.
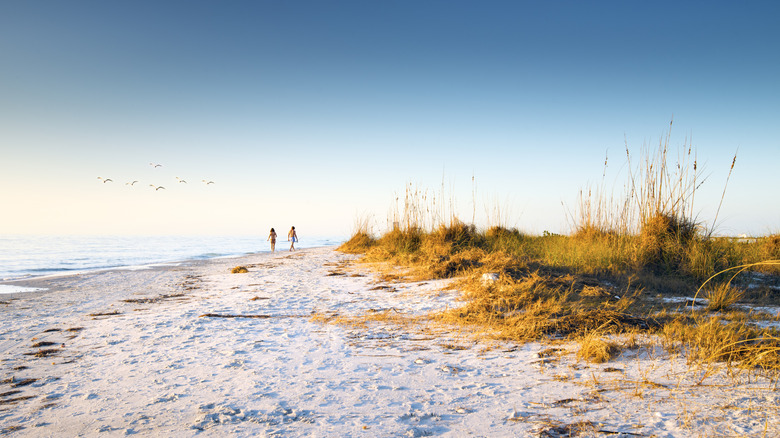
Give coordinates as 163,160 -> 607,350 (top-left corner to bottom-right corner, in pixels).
310,308 -> 418,328
663,316 -> 780,371
338,232 -> 375,254
332,131 -> 779,371
576,333 -> 620,363
704,283 -> 744,312
432,267 -> 657,344
337,221 -> 780,371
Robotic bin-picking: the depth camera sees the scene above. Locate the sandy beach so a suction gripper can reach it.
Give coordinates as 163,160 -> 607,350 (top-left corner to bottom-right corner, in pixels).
1,247 -> 777,437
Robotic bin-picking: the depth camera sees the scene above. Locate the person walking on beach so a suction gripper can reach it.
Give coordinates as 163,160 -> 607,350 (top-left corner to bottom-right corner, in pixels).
288,226 -> 298,251
267,228 -> 277,252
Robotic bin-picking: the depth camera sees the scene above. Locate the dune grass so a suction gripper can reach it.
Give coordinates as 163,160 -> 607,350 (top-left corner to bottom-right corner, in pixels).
339,221 -> 780,370
336,123 -> 780,371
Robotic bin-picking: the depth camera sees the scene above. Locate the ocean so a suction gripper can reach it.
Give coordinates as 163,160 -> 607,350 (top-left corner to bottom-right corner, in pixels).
0,234 -> 344,286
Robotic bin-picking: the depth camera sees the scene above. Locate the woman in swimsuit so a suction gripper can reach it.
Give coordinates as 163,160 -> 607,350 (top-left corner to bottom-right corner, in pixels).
267,228 -> 277,252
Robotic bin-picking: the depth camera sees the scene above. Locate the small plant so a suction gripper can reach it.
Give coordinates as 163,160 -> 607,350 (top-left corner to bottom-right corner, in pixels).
231,266 -> 249,274
576,333 -> 620,363
705,283 -> 744,312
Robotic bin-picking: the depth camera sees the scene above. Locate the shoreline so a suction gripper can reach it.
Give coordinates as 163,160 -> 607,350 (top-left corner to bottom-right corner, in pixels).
0,234 -> 345,284
0,245 -> 339,296
1,247 -> 778,436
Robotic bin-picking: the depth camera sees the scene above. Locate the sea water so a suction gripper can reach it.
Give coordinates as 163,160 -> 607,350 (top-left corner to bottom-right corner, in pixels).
0,234 -> 344,284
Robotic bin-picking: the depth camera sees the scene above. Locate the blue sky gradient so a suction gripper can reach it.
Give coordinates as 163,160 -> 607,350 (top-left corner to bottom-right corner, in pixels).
1,1 -> 778,237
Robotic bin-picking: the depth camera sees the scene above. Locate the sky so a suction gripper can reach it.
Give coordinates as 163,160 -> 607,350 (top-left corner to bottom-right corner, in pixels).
1,0 -> 778,238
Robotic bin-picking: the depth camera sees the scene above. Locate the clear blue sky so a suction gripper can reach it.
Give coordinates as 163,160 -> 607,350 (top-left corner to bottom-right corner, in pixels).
1,1 -> 778,237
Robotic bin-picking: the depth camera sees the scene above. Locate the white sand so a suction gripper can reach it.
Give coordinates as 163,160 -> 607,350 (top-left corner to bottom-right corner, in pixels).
1,247 -> 777,437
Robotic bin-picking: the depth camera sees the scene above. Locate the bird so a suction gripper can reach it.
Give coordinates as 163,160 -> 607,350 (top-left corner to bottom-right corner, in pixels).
126,181 -> 139,186
150,162 -> 162,168
202,180 -> 215,185
149,185 -> 165,191
97,177 -> 113,183
176,177 -> 187,184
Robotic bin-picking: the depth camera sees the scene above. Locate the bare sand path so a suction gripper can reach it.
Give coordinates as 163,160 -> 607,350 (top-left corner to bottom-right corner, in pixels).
1,248 -> 777,437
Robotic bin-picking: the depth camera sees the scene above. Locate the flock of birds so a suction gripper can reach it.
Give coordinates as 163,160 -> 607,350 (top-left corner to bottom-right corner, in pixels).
97,163 -> 215,191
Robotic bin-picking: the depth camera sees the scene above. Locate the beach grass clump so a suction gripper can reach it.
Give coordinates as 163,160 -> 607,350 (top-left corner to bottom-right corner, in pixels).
231,266 -> 249,274
433,267 -> 654,342
576,333 -> 620,363
704,283 -> 744,312
341,219 -> 780,367
339,215 -> 378,254
338,231 -> 376,254
638,213 -> 699,274
484,226 -> 527,250
429,220 -> 484,250
355,228 -> 424,266
536,231 -> 641,276
434,271 -> 568,340
662,316 -> 780,371
357,220 -> 529,281
380,227 -> 424,257
422,248 -> 484,279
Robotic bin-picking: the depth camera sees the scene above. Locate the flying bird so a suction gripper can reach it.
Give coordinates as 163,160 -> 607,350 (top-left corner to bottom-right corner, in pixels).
97,177 -> 113,183
202,180 -> 215,185
150,162 -> 162,168
126,181 -> 139,186
176,177 -> 187,184
149,185 -> 166,191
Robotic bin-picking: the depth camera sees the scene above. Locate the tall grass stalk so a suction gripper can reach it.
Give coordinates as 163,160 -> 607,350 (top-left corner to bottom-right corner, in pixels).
708,151 -> 738,237
575,119 -> 705,236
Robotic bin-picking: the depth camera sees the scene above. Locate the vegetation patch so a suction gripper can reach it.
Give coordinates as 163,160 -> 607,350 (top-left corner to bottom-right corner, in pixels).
663,316 -> 780,370
339,231 -> 376,254
231,266 -> 249,274
576,334 -> 620,363
335,130 -> 780,372
703,284 -> 744,312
